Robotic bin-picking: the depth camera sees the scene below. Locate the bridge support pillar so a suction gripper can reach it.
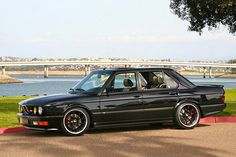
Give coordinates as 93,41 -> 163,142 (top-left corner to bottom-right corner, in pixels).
1,66 -> 6,75
44,65 -> 49,78
226,68 -> 230,74
203,67 -> 206,78
209,67 -> 212,78
84,65 -> 91,76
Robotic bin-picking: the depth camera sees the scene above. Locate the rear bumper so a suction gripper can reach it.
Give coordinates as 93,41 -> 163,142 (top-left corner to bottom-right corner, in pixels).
17,113 -> 63,130
200,103 -> 226,117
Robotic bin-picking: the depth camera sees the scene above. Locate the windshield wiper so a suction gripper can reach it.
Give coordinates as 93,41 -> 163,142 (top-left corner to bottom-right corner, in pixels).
74,88 -> 85,92
69,88 -> 86,93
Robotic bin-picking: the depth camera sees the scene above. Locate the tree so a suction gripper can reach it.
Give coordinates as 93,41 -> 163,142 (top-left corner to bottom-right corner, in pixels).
170,0 -> 236,34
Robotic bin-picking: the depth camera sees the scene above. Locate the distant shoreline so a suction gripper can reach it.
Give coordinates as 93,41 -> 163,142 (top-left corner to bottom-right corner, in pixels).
6,71 -> 86,76
2,70 -> 236,78
179,71 -> 223,76
0,75 -> 23,84
4,70 -> 224,76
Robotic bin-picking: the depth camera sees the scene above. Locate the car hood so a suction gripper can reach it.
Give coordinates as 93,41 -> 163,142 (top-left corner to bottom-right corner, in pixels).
20,93 -> 88,106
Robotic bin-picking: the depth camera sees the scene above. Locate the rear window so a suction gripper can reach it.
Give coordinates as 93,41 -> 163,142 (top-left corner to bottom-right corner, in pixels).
170,70 -> 195,88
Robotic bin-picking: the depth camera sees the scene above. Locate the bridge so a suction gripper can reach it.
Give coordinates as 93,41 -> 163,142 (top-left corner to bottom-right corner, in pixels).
1,61 -> 236,78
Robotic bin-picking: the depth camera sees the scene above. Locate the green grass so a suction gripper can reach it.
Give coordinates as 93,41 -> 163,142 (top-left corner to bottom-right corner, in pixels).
0,96 -> 32,128
0,89 -> 236,128
217,89 -> 236,116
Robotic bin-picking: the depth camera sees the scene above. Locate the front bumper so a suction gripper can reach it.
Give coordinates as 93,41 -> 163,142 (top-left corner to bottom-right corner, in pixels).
17,113 -> 63,130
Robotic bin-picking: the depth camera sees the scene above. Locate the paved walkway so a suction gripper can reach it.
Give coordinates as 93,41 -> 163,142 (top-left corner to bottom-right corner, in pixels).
0,123 -> 236,157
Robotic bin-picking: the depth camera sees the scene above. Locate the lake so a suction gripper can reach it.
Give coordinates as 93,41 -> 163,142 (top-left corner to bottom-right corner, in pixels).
0,75 -> 236,96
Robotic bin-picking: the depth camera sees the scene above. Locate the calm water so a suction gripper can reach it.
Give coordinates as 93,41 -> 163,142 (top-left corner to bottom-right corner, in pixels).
0,75 -> 236,96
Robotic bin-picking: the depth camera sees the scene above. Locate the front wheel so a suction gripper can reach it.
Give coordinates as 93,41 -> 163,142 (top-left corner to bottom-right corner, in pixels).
61,108 -> 90,136
175,103 -> 200,129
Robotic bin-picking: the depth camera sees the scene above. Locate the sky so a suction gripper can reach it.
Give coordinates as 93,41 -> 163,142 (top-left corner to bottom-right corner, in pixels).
0,0 -> 235,61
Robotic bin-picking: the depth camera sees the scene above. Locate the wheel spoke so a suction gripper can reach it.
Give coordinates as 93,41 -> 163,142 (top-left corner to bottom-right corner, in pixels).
178,104 -> 199,127
64,110 -> 87,133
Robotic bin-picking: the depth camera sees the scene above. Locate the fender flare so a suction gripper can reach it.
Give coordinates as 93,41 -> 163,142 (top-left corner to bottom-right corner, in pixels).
63,103 -> 94,127
175,99 -> 199,109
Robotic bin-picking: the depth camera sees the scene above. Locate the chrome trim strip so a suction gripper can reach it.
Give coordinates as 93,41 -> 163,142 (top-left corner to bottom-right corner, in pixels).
204,111 -> 221,116
144,107 -> 173,111
17,113 -> 63,119
201,104 -> 225,108
93,107 -> 173,115
25,126 -> 58,131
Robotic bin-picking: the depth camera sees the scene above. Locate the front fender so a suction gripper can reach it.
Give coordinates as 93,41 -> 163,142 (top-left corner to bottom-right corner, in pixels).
63,103 -> 94,127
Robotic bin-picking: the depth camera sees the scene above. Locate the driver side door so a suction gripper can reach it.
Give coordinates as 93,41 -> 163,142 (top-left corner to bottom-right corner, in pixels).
98,72 -> 143,125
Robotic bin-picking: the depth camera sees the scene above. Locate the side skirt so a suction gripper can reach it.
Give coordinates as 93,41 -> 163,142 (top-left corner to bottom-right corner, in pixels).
92,119 -> 173,128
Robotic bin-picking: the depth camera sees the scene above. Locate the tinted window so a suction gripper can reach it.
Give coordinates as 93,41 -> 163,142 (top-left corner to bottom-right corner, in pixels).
140,71 -> 178,90
108,72 -> 137,93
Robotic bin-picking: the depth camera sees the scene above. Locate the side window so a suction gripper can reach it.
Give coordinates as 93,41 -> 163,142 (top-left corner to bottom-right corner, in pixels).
109,72 -> 137,93
143,71 -> 178,90
162,72 -> 178,89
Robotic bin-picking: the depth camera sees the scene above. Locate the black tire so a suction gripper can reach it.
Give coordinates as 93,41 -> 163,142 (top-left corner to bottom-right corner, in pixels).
61,108 -> 90,136
175,103 -> 200,129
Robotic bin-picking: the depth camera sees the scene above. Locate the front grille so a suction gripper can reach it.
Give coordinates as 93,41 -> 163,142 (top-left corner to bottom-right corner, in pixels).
22,105 -> 28,114
20,105 -> 34,115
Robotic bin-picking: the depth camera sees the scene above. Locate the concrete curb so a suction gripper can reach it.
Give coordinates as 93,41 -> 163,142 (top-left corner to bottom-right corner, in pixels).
0,127 -> 29,134
199,116 -> 236,123
1,116 -> 236,135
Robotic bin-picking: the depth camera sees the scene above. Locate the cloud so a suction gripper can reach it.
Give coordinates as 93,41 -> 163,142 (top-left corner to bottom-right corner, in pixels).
95,32 -> 236,44
23,32 -> 54,44
7,31 -> 236,46
26,37 -> 45,43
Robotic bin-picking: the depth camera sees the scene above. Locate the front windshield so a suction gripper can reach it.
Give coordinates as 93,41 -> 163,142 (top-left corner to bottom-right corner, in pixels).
70,70 -> 113,93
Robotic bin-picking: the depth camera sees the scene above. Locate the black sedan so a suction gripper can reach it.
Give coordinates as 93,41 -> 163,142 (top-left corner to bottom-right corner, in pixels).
18,68 -> 226,135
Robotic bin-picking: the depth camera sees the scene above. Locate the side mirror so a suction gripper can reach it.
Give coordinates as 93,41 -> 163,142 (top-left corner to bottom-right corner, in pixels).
105,87 -> 113,94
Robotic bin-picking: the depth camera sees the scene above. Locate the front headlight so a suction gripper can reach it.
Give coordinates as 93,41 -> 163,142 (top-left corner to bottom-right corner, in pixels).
38,107 -> 43,115
33,107 -> 37,115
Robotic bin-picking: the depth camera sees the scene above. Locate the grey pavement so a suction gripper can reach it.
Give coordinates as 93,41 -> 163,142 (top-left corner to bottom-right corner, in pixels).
0,123 -> 236,157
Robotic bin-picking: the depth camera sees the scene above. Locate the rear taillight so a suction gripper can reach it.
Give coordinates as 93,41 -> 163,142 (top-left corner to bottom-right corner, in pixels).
220,92 -> 225,102
220,95 -> 225,102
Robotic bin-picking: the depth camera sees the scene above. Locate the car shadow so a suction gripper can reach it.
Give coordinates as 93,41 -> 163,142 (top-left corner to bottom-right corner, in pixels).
10,123 -> 210,137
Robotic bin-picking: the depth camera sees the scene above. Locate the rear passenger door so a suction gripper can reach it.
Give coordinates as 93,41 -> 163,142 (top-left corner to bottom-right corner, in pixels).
141,70 -> 179,121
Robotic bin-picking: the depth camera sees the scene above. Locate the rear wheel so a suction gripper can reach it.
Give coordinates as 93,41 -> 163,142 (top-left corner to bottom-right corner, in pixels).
175,103 -> 200,129
61,108 -> 90,136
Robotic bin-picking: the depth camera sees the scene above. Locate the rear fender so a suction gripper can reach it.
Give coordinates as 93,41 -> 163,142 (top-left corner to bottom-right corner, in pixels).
174,99 -> 203,117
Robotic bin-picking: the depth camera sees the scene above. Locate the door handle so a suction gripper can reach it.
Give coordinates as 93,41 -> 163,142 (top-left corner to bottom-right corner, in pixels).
134,95 -> 140,98
104,105 -> 116,108
169,91 -> 177,95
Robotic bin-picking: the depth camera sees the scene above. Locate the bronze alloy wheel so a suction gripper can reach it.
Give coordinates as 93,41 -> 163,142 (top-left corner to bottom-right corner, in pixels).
175,103 -> 200,129
62,108 -> 90,136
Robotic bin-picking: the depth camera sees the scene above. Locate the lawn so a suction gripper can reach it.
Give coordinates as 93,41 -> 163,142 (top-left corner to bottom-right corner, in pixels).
0,96 -> 32,128
0,89 -> 236,128
217,89 -> 236,116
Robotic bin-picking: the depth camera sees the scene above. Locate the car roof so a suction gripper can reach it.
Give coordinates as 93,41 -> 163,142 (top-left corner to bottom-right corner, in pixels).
99,67 -> 174,72
93,67 -> 195,88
